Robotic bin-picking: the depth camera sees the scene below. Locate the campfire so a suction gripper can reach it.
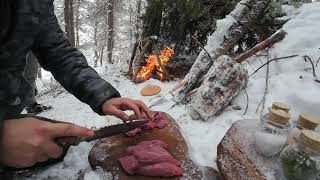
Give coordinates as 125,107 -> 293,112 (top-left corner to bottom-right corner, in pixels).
135,47 -> 175,81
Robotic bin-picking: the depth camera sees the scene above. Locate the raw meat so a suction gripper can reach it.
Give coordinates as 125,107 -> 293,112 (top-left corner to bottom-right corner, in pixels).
127,141 -> 180,166
118,155 -> 139,175
125,112 -> 168,137
118,140 -> 182,177
137,162 -> 183,177
125,128 -> 142,137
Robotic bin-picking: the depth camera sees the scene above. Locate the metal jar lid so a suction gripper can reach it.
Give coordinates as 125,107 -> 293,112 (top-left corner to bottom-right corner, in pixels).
298,113 -> 320,130
272,102 -> 290,112
269,109 -> 290,125
300,130 -> 320,152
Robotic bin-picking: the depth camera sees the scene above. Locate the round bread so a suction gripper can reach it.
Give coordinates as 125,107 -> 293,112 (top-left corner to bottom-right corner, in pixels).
140,85 -> 161,96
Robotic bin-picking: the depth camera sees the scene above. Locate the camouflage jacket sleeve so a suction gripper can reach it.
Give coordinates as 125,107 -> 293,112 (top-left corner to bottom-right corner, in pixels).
31,1 -> 120,115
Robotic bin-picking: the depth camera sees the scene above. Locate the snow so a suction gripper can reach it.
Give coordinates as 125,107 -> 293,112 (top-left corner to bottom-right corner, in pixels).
19,2 -> 320,180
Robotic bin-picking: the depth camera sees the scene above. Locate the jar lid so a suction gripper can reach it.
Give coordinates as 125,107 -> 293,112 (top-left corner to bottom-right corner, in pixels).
300,130 -> 320,152
272,102 -> 290,112
298,113 -> 320,130
269,109 -> 290,125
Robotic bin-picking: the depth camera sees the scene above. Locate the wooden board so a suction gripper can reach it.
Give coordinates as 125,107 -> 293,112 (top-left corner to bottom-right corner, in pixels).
88,112 -> 219,180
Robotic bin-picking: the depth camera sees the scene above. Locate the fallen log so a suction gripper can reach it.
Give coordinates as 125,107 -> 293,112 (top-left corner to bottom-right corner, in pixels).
217,119 -> 281,180
189,55 -> 249,121
235,30 -> 287,63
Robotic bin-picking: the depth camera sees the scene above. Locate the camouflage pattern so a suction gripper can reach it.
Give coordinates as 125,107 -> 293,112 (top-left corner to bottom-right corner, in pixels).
0,0 -> 120,121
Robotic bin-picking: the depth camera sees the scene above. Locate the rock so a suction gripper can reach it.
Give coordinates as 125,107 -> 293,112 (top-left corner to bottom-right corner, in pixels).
217,119 -> 280,180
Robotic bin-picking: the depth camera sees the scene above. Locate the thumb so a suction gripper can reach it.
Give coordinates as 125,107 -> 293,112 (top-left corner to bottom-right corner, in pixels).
47,123 -> 94,138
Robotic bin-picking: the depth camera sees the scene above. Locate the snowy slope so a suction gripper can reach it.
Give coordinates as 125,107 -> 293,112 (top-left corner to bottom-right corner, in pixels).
23,2 -> 320,180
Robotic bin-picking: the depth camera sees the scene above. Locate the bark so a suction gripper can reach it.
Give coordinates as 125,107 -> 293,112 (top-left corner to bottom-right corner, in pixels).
217,119 -> 279,180
64,0 -> 75,47
189,56 -> 248,121
235,30 -> 287,63
181,0 -> 270,96
106,0 -> 115,64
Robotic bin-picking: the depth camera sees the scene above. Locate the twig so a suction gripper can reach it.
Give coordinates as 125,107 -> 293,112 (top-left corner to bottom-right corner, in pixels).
250,55 -> 299,76
303,55 -> 317,78
256,49 -> 270,117
243,88 -> 249,115
316,56 -> 320,67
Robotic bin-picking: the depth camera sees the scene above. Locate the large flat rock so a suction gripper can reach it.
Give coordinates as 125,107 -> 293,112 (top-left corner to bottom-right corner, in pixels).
217,119 -> 280,180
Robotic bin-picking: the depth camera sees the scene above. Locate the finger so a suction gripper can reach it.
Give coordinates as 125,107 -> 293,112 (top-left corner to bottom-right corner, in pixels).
47,123 -> 94,138
43,142 -> 63,159
37,153 -> 49,162
135,100 -> 153,120
108,106 -> 129,121
123,101 -> 142,120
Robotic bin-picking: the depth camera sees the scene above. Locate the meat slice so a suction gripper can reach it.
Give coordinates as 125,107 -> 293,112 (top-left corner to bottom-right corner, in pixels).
141,120 -> 155,130
118,140 -> 182,177
125,127 -> 142,137
125,113 -> 169,138
137,162 -> 183,177
118,155 -> 139,175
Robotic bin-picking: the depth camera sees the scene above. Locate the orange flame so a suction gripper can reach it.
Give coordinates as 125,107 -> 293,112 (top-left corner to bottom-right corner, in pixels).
136,47 -> 174,81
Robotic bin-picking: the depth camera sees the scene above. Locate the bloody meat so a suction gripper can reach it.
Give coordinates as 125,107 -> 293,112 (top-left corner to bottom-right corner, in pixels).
118,140 -> 182,177
125,112 -> 168,137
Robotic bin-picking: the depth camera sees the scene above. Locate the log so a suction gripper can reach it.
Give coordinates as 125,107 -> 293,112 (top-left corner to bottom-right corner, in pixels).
235,30 -> 287,63
190,56 -> 248,121
88,112 -> 219,180
131,36 -> 158,79
217,119 -> 281,180
182,0 -> 270,96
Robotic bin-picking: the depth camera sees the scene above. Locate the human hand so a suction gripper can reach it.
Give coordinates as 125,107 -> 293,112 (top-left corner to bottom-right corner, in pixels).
102,97 -> 153,121
0,117 -> 94,168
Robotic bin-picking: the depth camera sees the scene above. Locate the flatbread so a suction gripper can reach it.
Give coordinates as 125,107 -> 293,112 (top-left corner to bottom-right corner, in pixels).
140,85 -> 161,96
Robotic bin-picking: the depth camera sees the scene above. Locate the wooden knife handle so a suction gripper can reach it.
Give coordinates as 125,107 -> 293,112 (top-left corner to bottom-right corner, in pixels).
55,136 -> 81,146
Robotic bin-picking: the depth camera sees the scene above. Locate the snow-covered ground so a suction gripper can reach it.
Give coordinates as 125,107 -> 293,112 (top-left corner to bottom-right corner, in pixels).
22,2 -> 320,180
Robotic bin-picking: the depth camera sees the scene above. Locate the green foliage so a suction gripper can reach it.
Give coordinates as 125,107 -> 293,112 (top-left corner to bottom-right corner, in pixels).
142,0 -> 240,55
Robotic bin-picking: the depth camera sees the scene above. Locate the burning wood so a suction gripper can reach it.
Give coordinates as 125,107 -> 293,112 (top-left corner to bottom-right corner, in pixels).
135,47 -> 175,82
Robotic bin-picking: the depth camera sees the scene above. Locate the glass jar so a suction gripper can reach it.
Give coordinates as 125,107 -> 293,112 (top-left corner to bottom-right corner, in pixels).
255,109 -> 290,156
288,113 -> 320,145
280,130 -> 320,180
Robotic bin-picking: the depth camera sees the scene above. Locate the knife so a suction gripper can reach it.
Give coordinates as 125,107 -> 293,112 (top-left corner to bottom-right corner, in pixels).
55,119 -> 147,146
15,114 -> 147,147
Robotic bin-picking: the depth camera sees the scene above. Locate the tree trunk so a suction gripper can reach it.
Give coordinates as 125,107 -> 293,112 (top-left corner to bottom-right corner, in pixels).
106,0 -> 114,64
93,18 -> 99,67
75,0 -> 81,48
64,0 -> 75,47
135,0 -> 142,42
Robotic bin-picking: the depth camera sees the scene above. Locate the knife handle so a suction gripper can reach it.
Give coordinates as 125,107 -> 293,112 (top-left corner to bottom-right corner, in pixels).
55,136 -> 81,146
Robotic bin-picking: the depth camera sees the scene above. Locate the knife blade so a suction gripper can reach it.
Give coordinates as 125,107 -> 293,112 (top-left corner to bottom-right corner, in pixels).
55,119 -> 147,146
